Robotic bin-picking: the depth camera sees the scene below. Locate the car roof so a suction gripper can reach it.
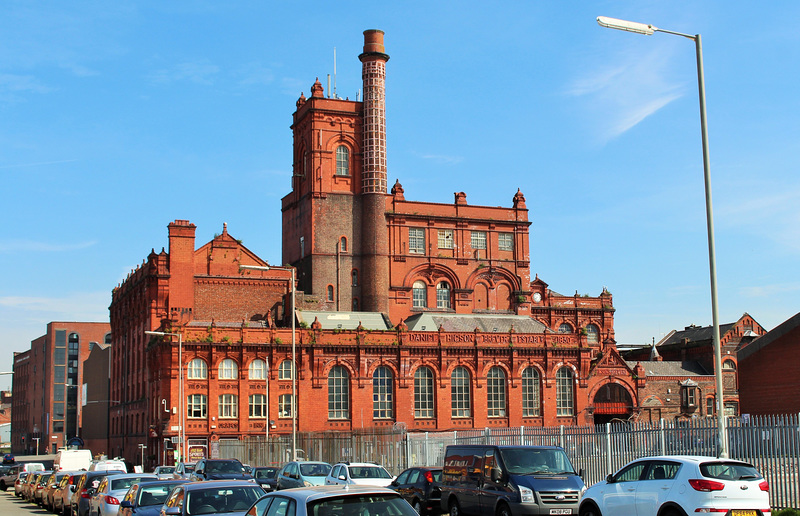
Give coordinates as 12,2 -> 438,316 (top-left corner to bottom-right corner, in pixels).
336,462 -> 384,467
626,455 -> 751,464
183,479 -> 261,491
264,485 -> 399,502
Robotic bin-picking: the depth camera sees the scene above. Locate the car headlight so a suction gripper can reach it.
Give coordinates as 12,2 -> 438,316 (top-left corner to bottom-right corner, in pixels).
519,486 -> 534,503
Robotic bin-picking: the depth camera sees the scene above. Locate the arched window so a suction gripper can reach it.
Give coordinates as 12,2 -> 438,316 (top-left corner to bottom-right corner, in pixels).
373,366 -> 393,419
722,359 -> 736,371
414,367 -> 435,419
412,281 -> 427,308
218,394 -> 238,418
340,236 -> 347,252
248,394 -> 266,418
336,145 -> 350,176
328,365 -> 350,420
586,324 -> 600,343
279,394 -> 294,418
556,367 -> 574,416
249,359 -> 267,380
219,358 -> 238,380
558,323 -> 573,334
104,333 -> 112,345
187,358 -> 208,380
327,285 -> 334,302
436,281 -> 451,309
303,150 -> 308,177
487,367 -> 506,417
352,269 -> 358,287
187,394 -> 207,418
451,366 -> 471,418
522,367 -> 541,417
278,360 -> 294,380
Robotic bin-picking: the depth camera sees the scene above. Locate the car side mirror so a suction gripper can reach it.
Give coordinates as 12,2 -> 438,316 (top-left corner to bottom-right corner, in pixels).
490,467 -> 504,483
121,501 -> 133,508
578,468 -> 584,479
165,507 -> 182,515
196,470 -> 203,476
338,475 -> 347,481
605,474 -> 614,483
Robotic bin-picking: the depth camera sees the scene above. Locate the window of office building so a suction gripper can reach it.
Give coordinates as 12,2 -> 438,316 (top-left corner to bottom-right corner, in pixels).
373,366 -> 393,419
451,366 -> 471,418
328,365 -> 350,420
414,367 -> 435,419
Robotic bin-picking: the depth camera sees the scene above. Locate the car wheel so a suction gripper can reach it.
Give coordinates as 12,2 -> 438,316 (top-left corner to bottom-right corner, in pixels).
661,509 -> 684,516
496,502 -> 512,516
0,480 -> 6,490
448,499 -> 461,516
579,504 -> 602,516
412,499 -> 423,514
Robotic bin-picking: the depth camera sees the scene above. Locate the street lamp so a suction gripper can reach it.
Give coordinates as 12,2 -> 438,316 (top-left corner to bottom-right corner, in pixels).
145,330 -> 185,463
240,264 -> 297,461
598,16 -> 728,458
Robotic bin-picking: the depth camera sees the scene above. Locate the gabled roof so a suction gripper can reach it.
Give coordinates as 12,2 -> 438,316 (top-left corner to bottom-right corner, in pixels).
738,311 -> 800,362
624,360 -> 712,377
403,313 -> 548,333
656,322 -> 737,347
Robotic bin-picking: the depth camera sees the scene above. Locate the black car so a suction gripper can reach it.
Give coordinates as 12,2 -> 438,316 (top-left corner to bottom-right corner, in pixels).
190,459 -> 253,482
390,467 -> 442,515
251,467 -> 279,492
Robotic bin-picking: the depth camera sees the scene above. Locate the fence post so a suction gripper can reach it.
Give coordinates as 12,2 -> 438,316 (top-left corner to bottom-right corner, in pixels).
605,423 -> 612,475
660,418 -> 666,456
560,425 -> 565,450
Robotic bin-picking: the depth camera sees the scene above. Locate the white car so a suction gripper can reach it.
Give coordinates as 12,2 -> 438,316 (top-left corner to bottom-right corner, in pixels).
578,455 -> 771,516
326,462 -> 395,488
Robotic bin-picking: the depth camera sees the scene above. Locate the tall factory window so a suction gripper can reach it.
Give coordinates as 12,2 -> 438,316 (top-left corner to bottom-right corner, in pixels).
188,394 -> 208,418
556,367 -> 574,416
414,367 -> 435,419
336,145 -> 350,176
278,360 -> 294,380
373,366 -> 394,419
409,228 -> 425,254
412,281 -> 427,308
437,229 -> 454,249
279,394 -> 294,418
249,359 -> 267,380
188,358 -> 208,379
522,367 -> 541,417
328,365 -> 350,420
487,367 -> 507,417
498,233 -> 514,251
248,394 -> 266,418
586,324 -> 600,343
471,231 -> 487,250
558,323 -> 573,334
436,282 -> 451,309
219,394 -> 238,418
219,358 -> 238,380
451,366 -> 471,418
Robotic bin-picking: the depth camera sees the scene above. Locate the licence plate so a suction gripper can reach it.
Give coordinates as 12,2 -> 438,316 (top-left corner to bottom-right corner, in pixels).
549,510 -> 572,515
731,512 -> 757,516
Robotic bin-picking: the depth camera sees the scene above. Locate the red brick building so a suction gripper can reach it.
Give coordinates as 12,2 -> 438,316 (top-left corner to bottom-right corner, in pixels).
10,322 -> 111,455
110,30 -> 630,465
738,312 -> 800,415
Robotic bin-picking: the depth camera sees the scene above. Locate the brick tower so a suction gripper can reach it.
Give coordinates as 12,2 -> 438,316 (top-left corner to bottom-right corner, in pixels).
358,30 -> 390,313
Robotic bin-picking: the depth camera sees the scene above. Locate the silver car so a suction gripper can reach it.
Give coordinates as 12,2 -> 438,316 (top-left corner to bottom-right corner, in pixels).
89,473 -> 159,516
245,484 -> 417,516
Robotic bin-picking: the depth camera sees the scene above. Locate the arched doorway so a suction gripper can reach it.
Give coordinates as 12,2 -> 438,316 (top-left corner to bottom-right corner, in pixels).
592,383 -> 633,425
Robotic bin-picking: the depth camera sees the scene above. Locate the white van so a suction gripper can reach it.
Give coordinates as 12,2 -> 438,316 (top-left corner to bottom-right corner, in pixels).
54,449 -> 93,472
88,459 -> 127,472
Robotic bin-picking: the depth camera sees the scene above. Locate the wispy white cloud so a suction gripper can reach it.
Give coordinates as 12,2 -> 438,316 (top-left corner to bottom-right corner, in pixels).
566,45 -> 686,143
148,60 -> 220,85
0,240 -> 97,253
739,282 -> 800,298
0,291 -> 110,319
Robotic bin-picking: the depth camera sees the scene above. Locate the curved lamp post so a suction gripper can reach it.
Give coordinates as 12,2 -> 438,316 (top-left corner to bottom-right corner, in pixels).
597,16 -> 727,458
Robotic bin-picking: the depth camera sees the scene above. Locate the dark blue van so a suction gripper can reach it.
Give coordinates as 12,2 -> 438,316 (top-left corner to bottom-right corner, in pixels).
440,445 -> 584,516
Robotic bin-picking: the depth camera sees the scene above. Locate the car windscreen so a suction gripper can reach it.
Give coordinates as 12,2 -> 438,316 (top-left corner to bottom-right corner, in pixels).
111,477 -> 156,491
206,461 -> 243,474
499,448 -> 577,475
185,485 -> 264,514
138,484 -> 181,506
157,467 -> 175,474
255,469 -> 277,479
309,493 -> 415,516
299,463 -> 331,477
700,461 -> 763,481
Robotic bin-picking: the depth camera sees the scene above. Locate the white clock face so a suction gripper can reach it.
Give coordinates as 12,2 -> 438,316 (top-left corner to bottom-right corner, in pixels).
533,292 -> 542,303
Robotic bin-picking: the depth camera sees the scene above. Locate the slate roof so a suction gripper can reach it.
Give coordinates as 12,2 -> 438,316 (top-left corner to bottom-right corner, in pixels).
296,311 -> 391,330
656,322 -> 737,347
625,360 -> 712,376
404,313 -> 549,333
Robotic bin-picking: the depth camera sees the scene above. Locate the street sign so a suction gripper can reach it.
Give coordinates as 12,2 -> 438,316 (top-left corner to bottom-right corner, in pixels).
171,437 -> 182,444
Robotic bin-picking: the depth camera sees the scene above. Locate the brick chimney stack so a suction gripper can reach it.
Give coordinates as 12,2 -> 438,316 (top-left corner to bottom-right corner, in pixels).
359,30 -> 390,313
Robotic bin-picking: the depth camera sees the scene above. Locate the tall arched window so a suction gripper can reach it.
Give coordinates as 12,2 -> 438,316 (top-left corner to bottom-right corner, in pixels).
249,359 -> 267,379
336,145 -> 350,176
327,285 -> 334,302
187,358 -> 208,379
373,366 -> 393,419
414,366 -> 435,419
487,367 -> 507,417
278,360 -> 294,380
556,367 -> 574,416
352,269 -> 358,286
436,281 -> 451,309
340,236 -> 347,252
451,366 -> 471,418
522,367 -> 541,417
328,365 -> 350,420
586,324 -> 600,343
412,281 -> 427,308
219,358 -> 238,380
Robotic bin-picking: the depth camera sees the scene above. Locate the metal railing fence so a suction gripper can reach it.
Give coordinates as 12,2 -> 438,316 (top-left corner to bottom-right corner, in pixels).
219,413 -> 800,509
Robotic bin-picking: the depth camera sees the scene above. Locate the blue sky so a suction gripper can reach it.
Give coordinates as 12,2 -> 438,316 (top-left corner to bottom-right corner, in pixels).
2,1 -> 799,384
